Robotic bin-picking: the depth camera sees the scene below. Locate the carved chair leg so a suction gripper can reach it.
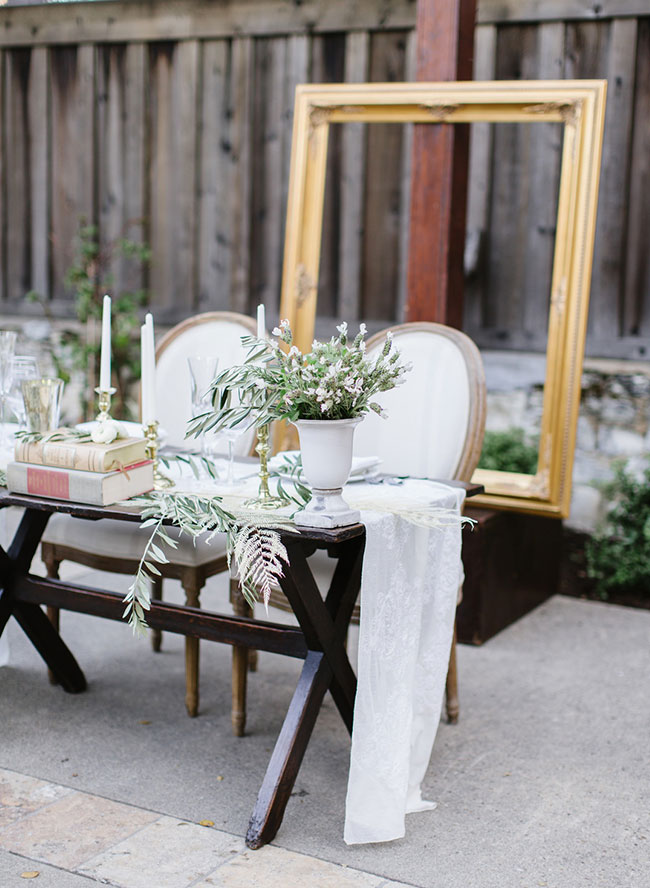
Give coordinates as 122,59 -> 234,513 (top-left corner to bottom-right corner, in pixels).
445,621 -> 459,724
230,578 -> 251,736
150,576 -> 163,653
43,550 -> 61,686
181,574 -> 203,718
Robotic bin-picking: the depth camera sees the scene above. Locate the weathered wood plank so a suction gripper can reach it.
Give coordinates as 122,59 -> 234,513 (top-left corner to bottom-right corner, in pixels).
521,22 -> 565,346
148,40 -> 199,318
464,23 -> 496,335
5,49 -> 30,304
312,33 -> 345,320
586,19 -> 636,343
339,30 -> 369,323
362,30 -> 408,321
96,42 -> 146,297
623,18 -> 650,348
50,43 -> 95,304
229,37 -> 253,315
0,0 -> 417,48
250,37 -> 286,319
0,49 -> 5,305
197,39 -> 230,311
483,25 -> 538,341
395,28 -> 416,323
28,46 -> 49,301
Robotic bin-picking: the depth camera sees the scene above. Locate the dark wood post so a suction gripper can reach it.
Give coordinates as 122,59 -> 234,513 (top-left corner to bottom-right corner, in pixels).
405,0 -> 477,328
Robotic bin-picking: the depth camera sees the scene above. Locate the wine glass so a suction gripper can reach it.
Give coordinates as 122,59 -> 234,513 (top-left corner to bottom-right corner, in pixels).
7,356 -> 40,429
0,331 -> 17,450
187,355 -> 219,458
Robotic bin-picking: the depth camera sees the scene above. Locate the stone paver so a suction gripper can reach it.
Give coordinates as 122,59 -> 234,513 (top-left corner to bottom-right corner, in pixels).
78,815 -> 243,888
0,791 -> 158,869
0,769 -> 75,829
0,849 -> 100,886
196,844 -> 384,888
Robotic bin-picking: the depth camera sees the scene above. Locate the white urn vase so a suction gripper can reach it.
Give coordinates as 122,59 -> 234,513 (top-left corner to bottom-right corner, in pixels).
292,417 -> 362,528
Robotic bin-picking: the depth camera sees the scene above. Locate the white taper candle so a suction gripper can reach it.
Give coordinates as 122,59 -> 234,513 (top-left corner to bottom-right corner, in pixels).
99,294 -> 111,391
257,303 -> 265,340
143,313 -> 156,425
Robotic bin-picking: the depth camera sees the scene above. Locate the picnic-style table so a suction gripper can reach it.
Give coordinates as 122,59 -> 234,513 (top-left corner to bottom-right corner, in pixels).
0,478 -> 481,847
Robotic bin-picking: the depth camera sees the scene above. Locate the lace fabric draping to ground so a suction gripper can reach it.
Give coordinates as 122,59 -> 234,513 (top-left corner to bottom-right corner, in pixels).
344,481 -> 465,844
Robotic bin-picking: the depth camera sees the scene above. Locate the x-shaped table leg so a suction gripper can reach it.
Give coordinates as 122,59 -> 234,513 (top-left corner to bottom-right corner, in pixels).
245,531 -> 365,849
0,508 -> 86,693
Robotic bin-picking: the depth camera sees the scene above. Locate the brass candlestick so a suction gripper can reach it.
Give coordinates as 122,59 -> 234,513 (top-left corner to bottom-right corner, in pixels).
245,423 -> 284,510
95,386 -> 117,422
143,420 -> 174,489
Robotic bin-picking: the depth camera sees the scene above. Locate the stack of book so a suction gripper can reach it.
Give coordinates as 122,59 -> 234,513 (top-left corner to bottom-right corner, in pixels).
7,432 -> 155,506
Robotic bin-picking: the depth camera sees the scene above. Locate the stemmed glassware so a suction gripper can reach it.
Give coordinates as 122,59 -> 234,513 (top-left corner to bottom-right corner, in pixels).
7,356 -> 40,429
187,356 -> 219,459
0,331 -> 17,450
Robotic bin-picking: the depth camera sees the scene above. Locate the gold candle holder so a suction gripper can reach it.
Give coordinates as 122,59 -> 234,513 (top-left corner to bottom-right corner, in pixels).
95,386 -> 117,422
143,420 -> 174,489
245,423 -> 284,510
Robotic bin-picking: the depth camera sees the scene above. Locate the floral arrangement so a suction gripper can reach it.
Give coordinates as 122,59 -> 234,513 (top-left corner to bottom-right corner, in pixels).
187,321 -> 411,438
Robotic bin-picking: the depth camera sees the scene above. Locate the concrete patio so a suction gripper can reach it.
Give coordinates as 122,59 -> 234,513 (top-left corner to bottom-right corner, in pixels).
1,553 -> 649,888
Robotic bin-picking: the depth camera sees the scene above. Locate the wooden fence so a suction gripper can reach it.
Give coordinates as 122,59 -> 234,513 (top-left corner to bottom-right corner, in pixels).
0,0 -> 648,359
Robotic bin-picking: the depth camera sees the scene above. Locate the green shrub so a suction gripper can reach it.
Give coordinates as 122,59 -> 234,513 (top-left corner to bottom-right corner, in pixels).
586,458 -> 650,600
478,427 -> 538,475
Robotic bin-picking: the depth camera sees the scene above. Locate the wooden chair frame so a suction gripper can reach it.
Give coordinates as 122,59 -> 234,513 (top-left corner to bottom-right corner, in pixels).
42,311 -> 257,723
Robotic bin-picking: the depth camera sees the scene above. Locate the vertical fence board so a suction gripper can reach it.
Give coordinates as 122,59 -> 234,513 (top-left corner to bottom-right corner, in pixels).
197,39 -> 230,311
149,40 -> 199,315
339,31 -> 369,323
521,22 -> 564,347
485,25 -> 538,341
229,36 -> 253,314
588,18 -> 636,343
5,50 -> 30,304
28,47 -> 49,301
464,24 -> 496,335
396,27 -> 416,323
50,44 -> 95,304
361,30 -> 408,321
624,18 -> 650,343
312,33 -> 345,319
250,37 -> 287,318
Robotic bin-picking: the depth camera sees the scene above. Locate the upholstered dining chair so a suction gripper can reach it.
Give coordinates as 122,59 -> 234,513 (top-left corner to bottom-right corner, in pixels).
236,321 -> 486,728
41,311 -> 258,720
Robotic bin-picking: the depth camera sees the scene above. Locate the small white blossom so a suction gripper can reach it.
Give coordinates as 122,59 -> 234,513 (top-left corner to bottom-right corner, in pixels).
359,323 -> 367,336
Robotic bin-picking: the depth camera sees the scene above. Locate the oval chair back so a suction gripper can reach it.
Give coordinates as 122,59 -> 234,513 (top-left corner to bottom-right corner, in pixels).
353,322 -> 486,482
155,311 -> 258,453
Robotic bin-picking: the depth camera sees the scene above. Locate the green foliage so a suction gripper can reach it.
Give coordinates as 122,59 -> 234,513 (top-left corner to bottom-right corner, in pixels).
586,459 -> 650,601
29,221 -> 151,421
478,427 -> 539,475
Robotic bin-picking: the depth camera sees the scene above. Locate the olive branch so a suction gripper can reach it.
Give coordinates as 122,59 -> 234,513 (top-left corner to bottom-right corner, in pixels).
123,490 -> 296,636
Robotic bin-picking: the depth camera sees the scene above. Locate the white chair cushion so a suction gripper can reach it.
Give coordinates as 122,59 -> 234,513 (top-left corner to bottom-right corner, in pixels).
42,514 -> 227,568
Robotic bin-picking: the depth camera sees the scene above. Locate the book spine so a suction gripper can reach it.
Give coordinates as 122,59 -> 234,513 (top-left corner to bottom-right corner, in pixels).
6,461 -> 154,506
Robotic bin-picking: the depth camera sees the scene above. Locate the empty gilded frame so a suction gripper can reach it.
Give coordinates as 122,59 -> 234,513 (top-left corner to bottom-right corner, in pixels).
278,80 -> 607,518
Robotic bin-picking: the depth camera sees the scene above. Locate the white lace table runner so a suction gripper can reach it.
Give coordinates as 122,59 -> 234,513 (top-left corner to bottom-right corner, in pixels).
343,480 -> 465,844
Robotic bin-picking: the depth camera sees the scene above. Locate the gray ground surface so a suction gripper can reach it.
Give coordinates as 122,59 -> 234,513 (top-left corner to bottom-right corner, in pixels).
2,565 -> 649,888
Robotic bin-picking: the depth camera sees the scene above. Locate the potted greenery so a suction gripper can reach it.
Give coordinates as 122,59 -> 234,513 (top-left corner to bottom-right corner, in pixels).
188,320 -> 410,527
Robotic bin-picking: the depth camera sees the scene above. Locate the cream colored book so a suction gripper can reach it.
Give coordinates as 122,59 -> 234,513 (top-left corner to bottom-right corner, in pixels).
6,459 -> 155,506
15,432 -> 148,473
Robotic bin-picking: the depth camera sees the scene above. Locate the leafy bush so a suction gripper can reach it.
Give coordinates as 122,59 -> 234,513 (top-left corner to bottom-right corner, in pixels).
478,427 -> 538,475
586,458 -> 650,600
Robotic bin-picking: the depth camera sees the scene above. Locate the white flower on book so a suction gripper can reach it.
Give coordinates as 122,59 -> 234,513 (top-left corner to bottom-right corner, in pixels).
91,420 -> 124,445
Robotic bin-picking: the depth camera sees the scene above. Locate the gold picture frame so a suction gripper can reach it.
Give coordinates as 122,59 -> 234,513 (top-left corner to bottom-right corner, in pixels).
279,80 -> 607,518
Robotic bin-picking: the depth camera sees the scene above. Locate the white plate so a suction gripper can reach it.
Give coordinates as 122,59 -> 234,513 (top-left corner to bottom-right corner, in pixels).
76,420 -> 168,445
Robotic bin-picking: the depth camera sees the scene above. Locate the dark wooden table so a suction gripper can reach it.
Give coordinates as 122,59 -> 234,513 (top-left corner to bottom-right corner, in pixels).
0,490 -> 365,849
0,480 -> 482,848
